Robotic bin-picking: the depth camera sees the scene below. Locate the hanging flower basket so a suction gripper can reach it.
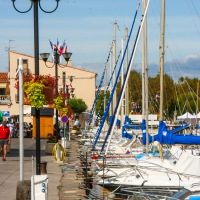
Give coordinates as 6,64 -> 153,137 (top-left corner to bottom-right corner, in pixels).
58,107 -> 69,116
43,86 -> 54,105
15,74 -> 56,109
24,94 -> 30,105
58,105 -> 73,117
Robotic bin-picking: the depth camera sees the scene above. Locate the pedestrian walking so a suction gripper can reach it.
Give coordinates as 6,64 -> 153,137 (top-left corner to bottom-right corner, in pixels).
7,121 -> 14,138
27,122 -> 33,138
0,121 -> 10,161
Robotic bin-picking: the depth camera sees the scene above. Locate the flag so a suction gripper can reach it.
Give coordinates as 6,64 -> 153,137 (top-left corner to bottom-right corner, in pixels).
62,40 -> 68,53
156,94 -> 160,102
49,39 -> 53,50
156,94 -> 160,99
50,39 -> 58,50
50,39 -> 68,54
58,43 -> 63,55
53,43 -> 57,50
49,39 -> 58,51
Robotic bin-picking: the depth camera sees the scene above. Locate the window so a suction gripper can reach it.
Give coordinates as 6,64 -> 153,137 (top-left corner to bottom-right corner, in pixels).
0,88 -> 6,95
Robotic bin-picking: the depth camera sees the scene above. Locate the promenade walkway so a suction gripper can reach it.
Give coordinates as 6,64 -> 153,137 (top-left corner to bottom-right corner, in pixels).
0,137 -> 85,200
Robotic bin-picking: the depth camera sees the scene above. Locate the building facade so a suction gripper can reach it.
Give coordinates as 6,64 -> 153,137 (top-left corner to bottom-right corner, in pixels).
0,51 -> 96,123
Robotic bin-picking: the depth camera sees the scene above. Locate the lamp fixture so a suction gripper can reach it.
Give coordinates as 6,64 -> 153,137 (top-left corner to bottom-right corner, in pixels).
40,53 -> 50,63
62,52 -> 72,63
68,75 -> 74,83
40,52 -> 72,66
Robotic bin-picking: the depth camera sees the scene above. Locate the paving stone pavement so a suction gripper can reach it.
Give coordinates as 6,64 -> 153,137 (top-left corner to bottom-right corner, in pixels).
58,135 -> 87,200
0,136 -> 87,200
0,138 -> 61,200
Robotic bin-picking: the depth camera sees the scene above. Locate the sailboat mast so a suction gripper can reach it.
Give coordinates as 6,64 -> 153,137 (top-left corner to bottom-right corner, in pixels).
113,22 -> 117,115
103,1 -> 150,155
142,0 -> 149,154
125,27 -> 129,115
109,43 -> 113,116
121,38 -> 125,126
159,0 -> 165,121
104,63 -> 108,113
196,81 -> 199,132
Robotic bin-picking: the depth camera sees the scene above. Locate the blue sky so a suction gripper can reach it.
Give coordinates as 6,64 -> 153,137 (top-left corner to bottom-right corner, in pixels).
0,0 -> 200,82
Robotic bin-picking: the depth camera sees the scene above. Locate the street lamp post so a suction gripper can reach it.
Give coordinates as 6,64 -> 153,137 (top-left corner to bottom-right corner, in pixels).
11,0 -> 60,175
65,76 -> 75,140
40,50 -> 72,142
67,76 -> 75,99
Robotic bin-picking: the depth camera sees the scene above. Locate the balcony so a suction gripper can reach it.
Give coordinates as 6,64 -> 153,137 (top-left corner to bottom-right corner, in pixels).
0,95 -> 12,105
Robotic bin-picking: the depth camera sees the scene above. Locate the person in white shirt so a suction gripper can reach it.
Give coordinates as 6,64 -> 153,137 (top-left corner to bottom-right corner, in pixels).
74,117 -> 80,128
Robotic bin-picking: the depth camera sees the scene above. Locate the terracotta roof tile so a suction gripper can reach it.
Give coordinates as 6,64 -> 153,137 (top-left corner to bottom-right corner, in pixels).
0,73 -> 9,83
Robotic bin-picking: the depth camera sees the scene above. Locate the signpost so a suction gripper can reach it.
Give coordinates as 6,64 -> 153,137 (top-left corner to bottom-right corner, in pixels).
2,111 -> 10,117
61,115 -> 69,146
61,115 -> 68,123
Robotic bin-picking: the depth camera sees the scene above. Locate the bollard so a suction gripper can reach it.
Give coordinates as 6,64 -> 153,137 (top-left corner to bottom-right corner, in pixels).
56,144 -> 62,161
40,161 -> 47,174
61,137 -> 67,148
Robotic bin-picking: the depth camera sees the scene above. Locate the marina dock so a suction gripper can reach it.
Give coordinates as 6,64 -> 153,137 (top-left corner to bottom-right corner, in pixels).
59,135 -> 87,199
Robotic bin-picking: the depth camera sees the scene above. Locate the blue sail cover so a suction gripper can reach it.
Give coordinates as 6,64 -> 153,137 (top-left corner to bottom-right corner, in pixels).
124,116 -> 133,125
169,123 -> 190,134
142,119 -> 159,145
158,121 -> 200,145
123,116 -> 141,129
142,120 -> 200,145
122,126 -> 133,139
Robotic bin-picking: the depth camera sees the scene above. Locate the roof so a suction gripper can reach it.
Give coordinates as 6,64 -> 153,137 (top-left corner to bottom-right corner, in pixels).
10,50 -> 97,76
0,73 -> 9,83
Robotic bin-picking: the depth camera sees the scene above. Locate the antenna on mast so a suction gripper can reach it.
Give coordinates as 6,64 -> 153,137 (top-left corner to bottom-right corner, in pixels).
5,39 -> 15,72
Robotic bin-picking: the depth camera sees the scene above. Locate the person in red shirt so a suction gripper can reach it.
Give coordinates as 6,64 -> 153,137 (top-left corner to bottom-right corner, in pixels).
0,121 -> 10,161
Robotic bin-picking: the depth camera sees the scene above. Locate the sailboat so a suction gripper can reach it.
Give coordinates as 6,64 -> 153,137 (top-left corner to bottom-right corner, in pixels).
98,149 -> 200,193
95,1 -> 200,199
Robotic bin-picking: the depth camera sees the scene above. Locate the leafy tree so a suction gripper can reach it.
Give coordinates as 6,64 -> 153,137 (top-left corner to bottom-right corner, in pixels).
116,70 -> 142,113
128,70 -> 142,110
94,69 -> 200,121
68,98 -> 88,114
95,91 -> 110,117
163,74 -> 177,118
149,74 -> 160,114
175,77 -> 200,115
176,91 -> 199,115
147,73 -> 176,119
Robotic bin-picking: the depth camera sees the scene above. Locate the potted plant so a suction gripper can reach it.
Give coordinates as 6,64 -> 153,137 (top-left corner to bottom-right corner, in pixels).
15,74 -> 56,109
45,133 -> 57,154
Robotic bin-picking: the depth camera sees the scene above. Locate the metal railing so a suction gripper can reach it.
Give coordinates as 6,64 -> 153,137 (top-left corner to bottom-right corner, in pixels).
0,95 -> 11,105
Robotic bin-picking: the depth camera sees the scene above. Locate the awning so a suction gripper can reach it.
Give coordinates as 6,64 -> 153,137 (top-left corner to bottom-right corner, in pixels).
177,112 -> 195,119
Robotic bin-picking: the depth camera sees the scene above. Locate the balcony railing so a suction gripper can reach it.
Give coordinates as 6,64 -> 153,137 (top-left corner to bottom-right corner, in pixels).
0,95 -> 11,105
